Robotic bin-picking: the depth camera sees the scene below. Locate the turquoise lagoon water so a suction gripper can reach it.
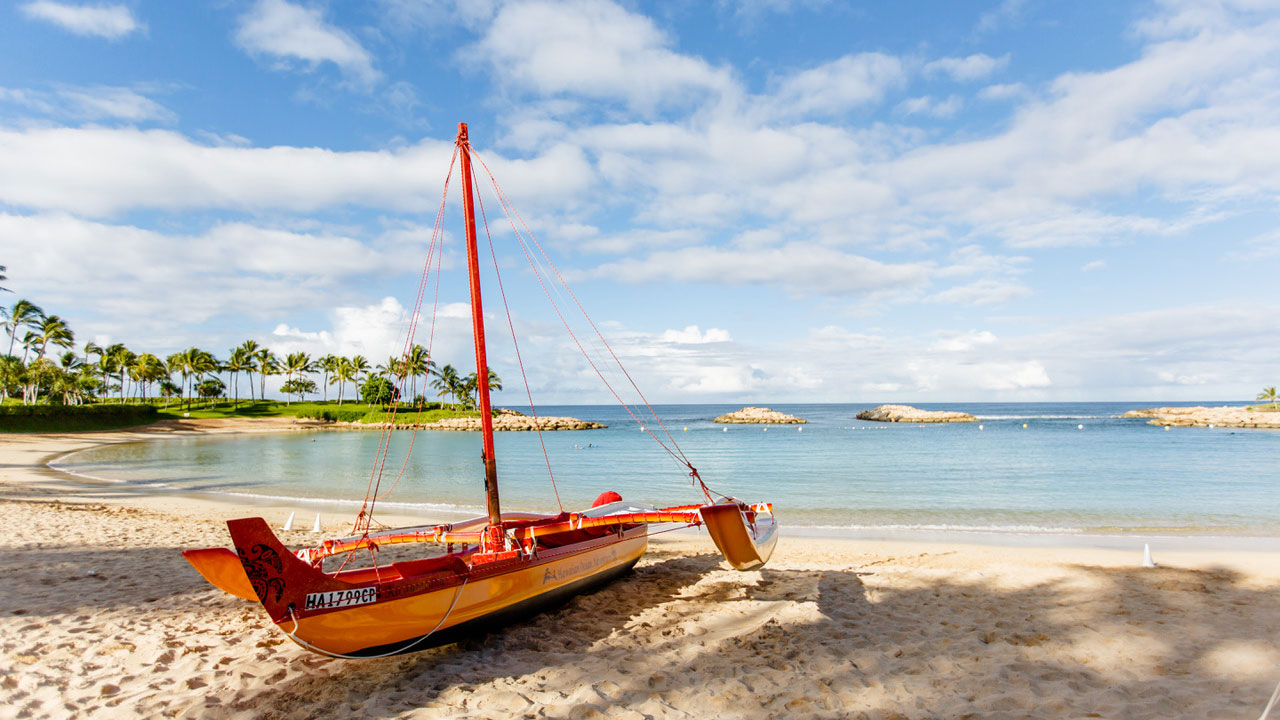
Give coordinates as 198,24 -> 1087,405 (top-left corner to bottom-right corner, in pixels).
56,402 -> 1280,537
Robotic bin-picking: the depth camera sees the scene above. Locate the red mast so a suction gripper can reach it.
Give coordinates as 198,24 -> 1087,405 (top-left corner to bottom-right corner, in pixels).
456,123 -> 503,539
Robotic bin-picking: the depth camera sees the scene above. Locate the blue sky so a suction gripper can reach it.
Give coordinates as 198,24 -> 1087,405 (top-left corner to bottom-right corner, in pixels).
2,0 -> 1278,404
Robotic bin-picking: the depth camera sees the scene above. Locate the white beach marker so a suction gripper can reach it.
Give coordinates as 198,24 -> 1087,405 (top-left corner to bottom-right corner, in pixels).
1142,543 -> 1156,568
312,513 -> 322,533
282,512 -> 295,531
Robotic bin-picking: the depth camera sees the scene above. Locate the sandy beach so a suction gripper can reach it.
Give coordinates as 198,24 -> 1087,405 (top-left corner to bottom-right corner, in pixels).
3,421 -> 1280,719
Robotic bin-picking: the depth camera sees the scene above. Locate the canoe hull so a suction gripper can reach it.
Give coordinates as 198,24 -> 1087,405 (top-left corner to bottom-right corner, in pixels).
225,517 -> 647,658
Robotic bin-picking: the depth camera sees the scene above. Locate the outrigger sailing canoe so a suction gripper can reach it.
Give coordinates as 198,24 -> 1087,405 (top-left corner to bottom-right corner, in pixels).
183,123 -> 777,658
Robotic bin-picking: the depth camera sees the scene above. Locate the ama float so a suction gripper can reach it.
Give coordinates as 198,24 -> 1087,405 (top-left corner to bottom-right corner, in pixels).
182,123 -> 778,658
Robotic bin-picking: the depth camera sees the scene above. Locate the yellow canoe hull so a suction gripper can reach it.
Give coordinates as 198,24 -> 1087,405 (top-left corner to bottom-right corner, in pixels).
218,517 -> 647,658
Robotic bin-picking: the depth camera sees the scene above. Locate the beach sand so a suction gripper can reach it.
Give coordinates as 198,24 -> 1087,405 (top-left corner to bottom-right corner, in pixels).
2,422 -> 1279,719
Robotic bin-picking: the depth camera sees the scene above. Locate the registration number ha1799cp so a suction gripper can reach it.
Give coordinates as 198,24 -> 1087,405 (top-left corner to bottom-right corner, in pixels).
304,586 -> 379,610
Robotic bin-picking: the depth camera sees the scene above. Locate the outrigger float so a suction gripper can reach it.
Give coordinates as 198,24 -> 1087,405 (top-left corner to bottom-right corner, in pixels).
183,123 -> 777,659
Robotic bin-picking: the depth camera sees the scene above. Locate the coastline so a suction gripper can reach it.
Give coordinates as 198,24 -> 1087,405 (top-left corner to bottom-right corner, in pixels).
4,423 -> 1280,718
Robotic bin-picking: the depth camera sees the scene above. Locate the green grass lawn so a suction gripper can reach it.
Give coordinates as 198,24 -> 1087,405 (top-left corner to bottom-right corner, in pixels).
0,398 -> 482,433
152,399 -> 478,423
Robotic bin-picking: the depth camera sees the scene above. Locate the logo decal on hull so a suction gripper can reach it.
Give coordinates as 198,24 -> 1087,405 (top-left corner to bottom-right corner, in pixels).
238,543 -> 286,603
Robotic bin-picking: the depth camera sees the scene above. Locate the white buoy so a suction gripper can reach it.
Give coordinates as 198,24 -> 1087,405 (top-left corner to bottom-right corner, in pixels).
979,424 -> 984,430
640,426 -> 646,432
281,512 -> 295,531
1078,424 -> 1084,430
798,426 -> 802,432
1165,425 -> 1170,431
1142,543 -> 1156,568
723,427 -> 728,432
312,513 -> 322,533
763,427 -> 768,432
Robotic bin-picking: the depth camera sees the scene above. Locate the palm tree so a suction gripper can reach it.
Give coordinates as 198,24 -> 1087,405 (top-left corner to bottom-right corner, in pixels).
331,357 -> 356,405
318,354 -> 339,402
282,352 -> 314,405
253,348 -> 278,402
349,355 -> 369,380
1258,386 -> 1279,410
0,264 -> 9,293
164,353 -> 184,407
2,299 -> 43,358
225,347 -> 252,407
238,340 -> 260,403
403,344 -> 434,400
8,306 -> 41,356
82,340 -> 102,369
187,348 -> 219,409
132,353 -> 165,402
33,315 -> 75,362
58,351 -> 83,404
462,367 -> 503,409
105,344 -> 135,404
432,364 -> 462,407
376,355 -> 402,380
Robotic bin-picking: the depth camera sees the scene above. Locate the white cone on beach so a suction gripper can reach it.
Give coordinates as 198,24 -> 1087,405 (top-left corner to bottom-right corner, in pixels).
312,513 -> 322,533
282,512 -> 295,531
1142,543 -> 1156,568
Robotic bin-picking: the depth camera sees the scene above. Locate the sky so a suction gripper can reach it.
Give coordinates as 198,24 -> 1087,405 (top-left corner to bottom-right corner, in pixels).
2,0 -> 1278,405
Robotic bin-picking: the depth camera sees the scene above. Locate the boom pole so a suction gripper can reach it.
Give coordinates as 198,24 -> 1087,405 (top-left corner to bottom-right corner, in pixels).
456,122 -> 502,534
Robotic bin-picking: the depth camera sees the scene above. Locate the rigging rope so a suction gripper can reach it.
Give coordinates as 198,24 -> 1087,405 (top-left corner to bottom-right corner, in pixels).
469,151 -> 718,502
469,148 -> 564,512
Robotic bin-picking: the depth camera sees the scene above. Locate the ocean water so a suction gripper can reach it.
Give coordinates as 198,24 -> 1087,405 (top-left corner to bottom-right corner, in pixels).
55,402 -> 1280,537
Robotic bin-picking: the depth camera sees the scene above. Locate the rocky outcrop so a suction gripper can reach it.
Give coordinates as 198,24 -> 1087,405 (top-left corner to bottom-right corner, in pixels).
1119,406 -> 1280,429
855,405 -> 977,423
713,407 -> 807,424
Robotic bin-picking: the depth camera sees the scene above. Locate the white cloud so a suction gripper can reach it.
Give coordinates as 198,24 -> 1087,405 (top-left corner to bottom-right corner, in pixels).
766,53 -> 906,117
924,53 -> 1009,82
926,279 -> 1032,306
661,326 -> 732,344
585,243 -> 931,297
0,212 -> 426,349
975,0 -> 1026,35
20,1 -> 141,39
897,95 -> 963,118
470,0 -> 734,112
932,330 -> 998,352
0,85 -> 173,123
978,82 -> 1026,100
0,127 -> 592,217
1081,259 -> 1107,272
235,0 -> 381,87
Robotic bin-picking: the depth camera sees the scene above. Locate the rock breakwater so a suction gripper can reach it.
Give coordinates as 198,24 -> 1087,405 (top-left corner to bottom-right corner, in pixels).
713,407 -> 807,424
855,405 -> 977,423
1119,406 -> 1280,429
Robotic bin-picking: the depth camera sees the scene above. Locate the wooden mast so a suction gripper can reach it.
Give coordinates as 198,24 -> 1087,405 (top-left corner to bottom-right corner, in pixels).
456,122 -> 502,536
